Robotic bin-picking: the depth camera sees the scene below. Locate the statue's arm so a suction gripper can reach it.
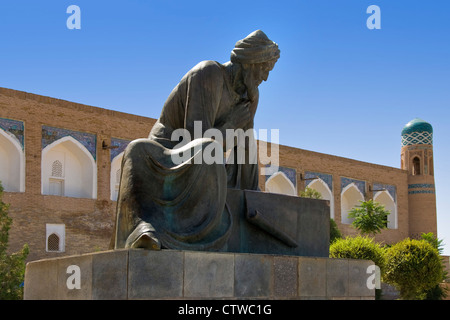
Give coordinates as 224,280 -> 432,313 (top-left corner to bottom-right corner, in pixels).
183,62 -> 224,137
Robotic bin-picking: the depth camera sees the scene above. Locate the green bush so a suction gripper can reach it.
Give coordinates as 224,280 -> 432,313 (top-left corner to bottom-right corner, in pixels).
384,238 -> 444,300
0,182 -> 29,300
329,235 -> 386,274
418,233 -> 448,300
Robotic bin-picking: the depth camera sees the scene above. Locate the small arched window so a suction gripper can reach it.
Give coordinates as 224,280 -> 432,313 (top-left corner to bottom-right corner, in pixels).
412,157 -> 421,175
46,224 -> 65,252
47,233 -> 60,252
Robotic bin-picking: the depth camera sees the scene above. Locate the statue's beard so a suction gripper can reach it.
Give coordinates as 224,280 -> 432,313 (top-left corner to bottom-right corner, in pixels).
242,70 -> 259,102
232,63 -> 259,103
246,85 -> 258,102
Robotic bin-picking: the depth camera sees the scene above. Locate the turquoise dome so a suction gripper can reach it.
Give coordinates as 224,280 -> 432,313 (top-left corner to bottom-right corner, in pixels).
401,118 -> 433,136
401,118 -> 433,146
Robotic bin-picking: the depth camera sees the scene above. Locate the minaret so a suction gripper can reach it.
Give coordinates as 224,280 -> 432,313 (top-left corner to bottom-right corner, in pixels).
400,118 -> 437,238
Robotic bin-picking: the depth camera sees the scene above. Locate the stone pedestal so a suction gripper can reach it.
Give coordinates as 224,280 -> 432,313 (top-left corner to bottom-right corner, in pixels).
24,249 -> 375,300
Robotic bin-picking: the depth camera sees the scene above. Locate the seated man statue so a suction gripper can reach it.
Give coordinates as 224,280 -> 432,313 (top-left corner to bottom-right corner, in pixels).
111,30 -> 280,251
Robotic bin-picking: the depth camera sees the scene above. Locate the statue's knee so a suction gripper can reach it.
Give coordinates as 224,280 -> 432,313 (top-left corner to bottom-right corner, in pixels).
124,139 -> 150,158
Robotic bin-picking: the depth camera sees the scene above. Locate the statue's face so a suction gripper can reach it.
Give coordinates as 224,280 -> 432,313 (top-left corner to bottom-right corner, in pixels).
243,60 -> 277,88
240,59 -> 277,102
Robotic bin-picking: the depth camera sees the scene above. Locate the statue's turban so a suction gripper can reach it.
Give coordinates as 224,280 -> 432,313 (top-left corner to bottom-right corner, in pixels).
231,30 -> 280,64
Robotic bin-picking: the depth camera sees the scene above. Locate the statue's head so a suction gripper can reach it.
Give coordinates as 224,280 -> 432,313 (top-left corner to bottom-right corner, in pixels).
231,30 -> 280,65
230,30 -> 280,100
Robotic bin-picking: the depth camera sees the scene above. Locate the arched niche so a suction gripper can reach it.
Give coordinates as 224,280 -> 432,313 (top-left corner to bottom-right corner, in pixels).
265,171 -> 296,196
41,136 -> 97,199
429,156 -> 434,176
412,156 -> 421,175
307,178 -> 334,219
374,190 -> 397,229
341,183 -> 364,224
0,129 -> 25,192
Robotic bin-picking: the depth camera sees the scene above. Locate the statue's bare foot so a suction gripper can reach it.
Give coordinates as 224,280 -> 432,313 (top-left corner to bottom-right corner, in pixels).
130,232 -> 161,250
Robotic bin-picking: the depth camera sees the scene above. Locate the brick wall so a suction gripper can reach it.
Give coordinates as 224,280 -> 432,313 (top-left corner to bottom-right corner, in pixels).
260,143 -> 410,244
0,87 -> 155,261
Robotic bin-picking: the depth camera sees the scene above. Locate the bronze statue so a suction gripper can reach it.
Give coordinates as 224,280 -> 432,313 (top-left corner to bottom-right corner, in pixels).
111,30 -> 280,251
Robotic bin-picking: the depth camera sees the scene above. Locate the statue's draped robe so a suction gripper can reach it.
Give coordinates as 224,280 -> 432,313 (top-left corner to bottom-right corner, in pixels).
112,61 -> 259,250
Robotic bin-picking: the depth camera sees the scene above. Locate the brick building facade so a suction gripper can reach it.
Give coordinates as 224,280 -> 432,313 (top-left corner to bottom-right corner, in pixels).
0,87 -> 438,262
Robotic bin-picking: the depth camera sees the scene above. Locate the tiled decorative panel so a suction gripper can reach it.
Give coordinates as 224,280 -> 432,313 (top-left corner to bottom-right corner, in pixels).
373,183 -> 397,203
408,183 -> 435,189
401,131 -> 433,146
265,165 -> 297,188
110,138 -> 131,161
341,177 -> 366,196
42,125 -> 97,161
304,171 -> 333,191
408,190 -> 435,195
408,183 -> 435,195
0,117 -> 24,149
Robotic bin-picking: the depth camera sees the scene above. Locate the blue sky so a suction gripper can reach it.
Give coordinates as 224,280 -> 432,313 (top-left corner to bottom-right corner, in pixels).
1,0 -> 449,254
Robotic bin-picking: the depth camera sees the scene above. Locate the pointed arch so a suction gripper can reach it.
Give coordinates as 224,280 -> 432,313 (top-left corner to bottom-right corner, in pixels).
110,151 -> 124,201
341,183 -> 365,224
47,233 -> 60,252
42,136 -> 97,199
46,224 -> 65,252
0,129 -> 25,192
265,171 -> 296,196
374,190 -> 397,229
307,178 -> 334,219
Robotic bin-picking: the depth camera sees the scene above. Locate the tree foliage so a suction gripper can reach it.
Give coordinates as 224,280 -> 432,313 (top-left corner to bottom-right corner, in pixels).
299,187 -> 322,199
348,199 -> 390,236
384,238 -> 444,300
420,232 -> 448,300
0,182 -> 29,300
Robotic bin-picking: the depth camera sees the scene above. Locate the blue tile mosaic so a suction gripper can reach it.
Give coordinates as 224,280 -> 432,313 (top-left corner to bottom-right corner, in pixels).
341,177 -> 366,196
42,125 -> 97,161
373,183 -> 397,203
265,165 -> 297,188
304,171 -> 333,191
401,132 -> 433,146
408,190 -> 435,195
0,117 -> 24,149
110,138 -> 131,161
408,183 -> 435,189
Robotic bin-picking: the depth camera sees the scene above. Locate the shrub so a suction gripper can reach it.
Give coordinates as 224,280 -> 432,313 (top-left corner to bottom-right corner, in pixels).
420,232 -> 448,300
384,238 -> 444,300
0,182 -> 29,300
329,235 -> 386,274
